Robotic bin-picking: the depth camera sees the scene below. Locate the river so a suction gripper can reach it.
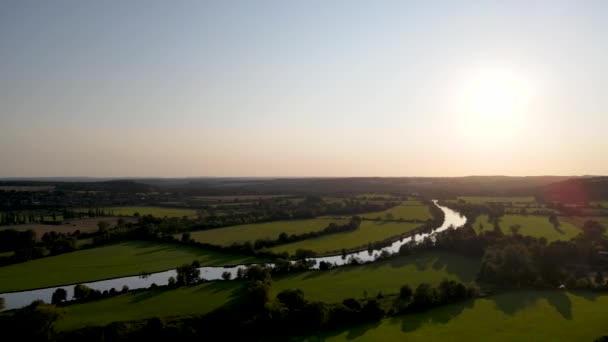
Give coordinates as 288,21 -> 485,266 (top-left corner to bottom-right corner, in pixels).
0,200 -> 466,311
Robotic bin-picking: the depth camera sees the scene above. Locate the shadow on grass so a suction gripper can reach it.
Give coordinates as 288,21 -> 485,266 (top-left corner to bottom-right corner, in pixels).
491,291 -> 573,320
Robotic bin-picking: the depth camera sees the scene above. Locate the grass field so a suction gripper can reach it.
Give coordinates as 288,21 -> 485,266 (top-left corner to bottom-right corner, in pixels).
563,216 -> 608,236
357,200 -> 431,221
77,206 -> 198,218
473,215 -> 582,241
55,251 -> 478,330
457,196 -> 537,204
0,217 -> 135,239
185,218 -> 348,246
321,291 -> 608,342
0,241 -> 259,292
270,221 -> 422,255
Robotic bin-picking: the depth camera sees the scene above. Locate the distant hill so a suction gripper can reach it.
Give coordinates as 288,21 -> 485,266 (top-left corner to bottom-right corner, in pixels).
541,177 -> 608,203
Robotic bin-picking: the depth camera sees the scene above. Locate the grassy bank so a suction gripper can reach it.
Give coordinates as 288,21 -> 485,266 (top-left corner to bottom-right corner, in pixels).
0,241 -> 259,292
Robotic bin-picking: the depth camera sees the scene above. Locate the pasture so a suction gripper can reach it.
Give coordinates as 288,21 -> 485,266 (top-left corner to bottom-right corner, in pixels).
473,214 -> 582,241
322,291 -> 608,342
357,200 -> 431,221
55,251 -> 478,330
0,241 -> 259,292
78,206 -> 198,218
270,221 -> 422,255
186,218 -> 348,246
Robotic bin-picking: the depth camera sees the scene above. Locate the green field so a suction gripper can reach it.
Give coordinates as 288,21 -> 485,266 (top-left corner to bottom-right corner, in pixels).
321,291 -> 608,342
56,251 -> 478,330
186,218 -> 348,246
358,200 -> 431,221
457,196 -> 537,204
273,251 -> 479,302
563,216 -> 608,236
77,206 -> 198,218
0,241 -> 259,292
270,221 -> 422,255
473,215 -> 582,241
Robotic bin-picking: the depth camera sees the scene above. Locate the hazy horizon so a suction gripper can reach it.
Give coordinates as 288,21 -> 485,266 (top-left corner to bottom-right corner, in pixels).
2,0 -> 608,178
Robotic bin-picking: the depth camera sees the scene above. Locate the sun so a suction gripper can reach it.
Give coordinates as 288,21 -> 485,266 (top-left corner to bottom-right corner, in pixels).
454,67 -> 534,140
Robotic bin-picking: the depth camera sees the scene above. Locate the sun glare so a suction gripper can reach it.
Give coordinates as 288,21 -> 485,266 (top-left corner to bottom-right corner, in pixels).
454,67 -> 534,141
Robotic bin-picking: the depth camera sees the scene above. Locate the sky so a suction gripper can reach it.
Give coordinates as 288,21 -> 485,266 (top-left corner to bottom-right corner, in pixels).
1,0 -> 607,177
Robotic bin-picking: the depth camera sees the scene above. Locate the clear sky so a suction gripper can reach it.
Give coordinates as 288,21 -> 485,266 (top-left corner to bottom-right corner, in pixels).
1,0 -> 607,177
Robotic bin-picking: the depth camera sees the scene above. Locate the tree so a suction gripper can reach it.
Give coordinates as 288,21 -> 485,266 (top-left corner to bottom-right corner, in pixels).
413,283 -> 435,309
181,232 -> 191,242
221,271 -> 232,281
73,284 -> 93,300
175,261 -> 201,286
168,276 -> 177,287
582,221 -> 606,240
510,224 -> 521,236
277,289 -> 307,309
10,300 -> 63,341
0,296 -> 4,311
595,271 -> 605,287
51,288 -> 67,304
97,220 -> 109,233
399,284 -> 413,301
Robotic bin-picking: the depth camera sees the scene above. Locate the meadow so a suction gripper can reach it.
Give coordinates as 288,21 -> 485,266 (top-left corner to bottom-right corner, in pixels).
321,291 -> 608,342
357,200 -> 431,221
473,214 -> 582,241
55,251 -> 478,330
270,221 -> 422,255
185,218 -> 348,246
77,206 -> 198,218
0,241 -> 259,292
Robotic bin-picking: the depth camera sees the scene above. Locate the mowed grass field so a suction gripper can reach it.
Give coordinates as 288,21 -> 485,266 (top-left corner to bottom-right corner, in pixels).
0,217 -> 135,239
270,221 -> 422,255
0,241 -> 259,292
185,218 -> 349,246
77,206 -> 198,218
55,251 -> 478,330
358,200 -> 431,221
473,215 -> 582,242
321,291 -> 608,342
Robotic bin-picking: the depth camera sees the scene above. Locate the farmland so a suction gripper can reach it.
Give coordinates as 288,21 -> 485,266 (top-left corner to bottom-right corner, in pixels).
270,220 -> 422,255
472,214 -> 582,241
357,200 -> 431,221
456,196 -> 537,204
185,218 -> 348,246
0,241 -> 259,292
0,217 -> 134,239
55,251 -> 478,330
76,206 -> 198,218
322,291 -> 608,342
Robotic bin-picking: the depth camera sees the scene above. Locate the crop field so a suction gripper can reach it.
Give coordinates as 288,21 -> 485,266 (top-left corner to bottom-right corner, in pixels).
0,217 -> 135,239
270,221 -> 422,255
473,215 -> 582,241
357,200 -> 431,221
185,218 -> 349,246
77,206 -> 198,218
54,251 -> 478,330
0,241 -> 260,292
321,291 -> 608,342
